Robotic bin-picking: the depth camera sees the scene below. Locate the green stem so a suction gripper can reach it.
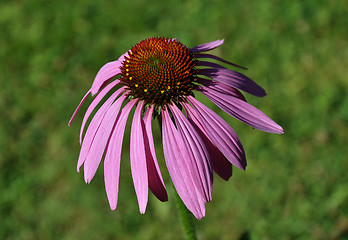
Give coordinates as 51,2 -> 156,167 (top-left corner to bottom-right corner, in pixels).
174,190 -> 197,240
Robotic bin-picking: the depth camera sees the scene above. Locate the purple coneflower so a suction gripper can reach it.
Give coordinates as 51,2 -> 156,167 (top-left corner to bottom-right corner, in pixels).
69,37 -> 283,220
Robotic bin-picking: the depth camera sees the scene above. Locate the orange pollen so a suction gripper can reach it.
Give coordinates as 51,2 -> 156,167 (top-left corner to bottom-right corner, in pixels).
119,37 -> 196,106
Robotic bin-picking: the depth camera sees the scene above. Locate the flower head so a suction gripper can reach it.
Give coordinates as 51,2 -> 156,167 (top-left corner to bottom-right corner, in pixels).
69,37 -> 283,219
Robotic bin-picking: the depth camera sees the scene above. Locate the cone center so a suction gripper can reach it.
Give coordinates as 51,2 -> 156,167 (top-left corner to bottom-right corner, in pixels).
120,37 -> 196,106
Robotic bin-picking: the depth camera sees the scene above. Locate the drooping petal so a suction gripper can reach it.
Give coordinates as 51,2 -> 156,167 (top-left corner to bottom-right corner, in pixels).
104,99 -> 137,210
162,107 -> 205,220
190,39 -> 224,52
104,140 -> 120,210
187,96 -> 247,170
198,85 -> 284,134
90,61 -> 122,95
143,105 -> 168,202
130,101 -> 148,213
195,53 -> 247,70
69,90 -> 91,126
183,102 -> 233,181
69,54 -> 127,126
197,62 -> 266,97
196,78 -> 246,101
77,88 -> 127,172
88,52 -> 128,96
169,104 -> 213,202
83,94 -> 127,183
79,80 -> 121,144
204,139 -> 233,181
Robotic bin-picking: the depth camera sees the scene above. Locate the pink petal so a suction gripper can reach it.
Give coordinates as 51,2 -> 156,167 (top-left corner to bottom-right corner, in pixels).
183,102 -> 233,181
90,52 -> 127,96
197,62 -> 266,97
69,90 -> 91,126
77,88 -> 127,172
143,105 -> 168,202
169,104 -> 213,202
90,61 -> 121,95
83,94 -> 127,183
187,96 -> 247,170
69,52 -> 127,125
162,107 -> 205,220
190,39 -> 224,52
196,78 -> 246,101
198,85 -> 284,134
79,80 -> 121,144
204,139 -> 233,181
104,99 -> 137,210
130,101 -> 148,214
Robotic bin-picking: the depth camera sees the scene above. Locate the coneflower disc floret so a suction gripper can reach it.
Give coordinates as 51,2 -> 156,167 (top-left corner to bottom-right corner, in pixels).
119,37 -> 196,106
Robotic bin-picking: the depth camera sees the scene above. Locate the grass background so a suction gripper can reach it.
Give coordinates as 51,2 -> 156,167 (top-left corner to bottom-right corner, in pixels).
1,0 -> 347,239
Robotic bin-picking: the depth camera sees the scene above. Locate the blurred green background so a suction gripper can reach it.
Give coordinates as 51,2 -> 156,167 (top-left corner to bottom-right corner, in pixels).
1,0 -> 347,239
